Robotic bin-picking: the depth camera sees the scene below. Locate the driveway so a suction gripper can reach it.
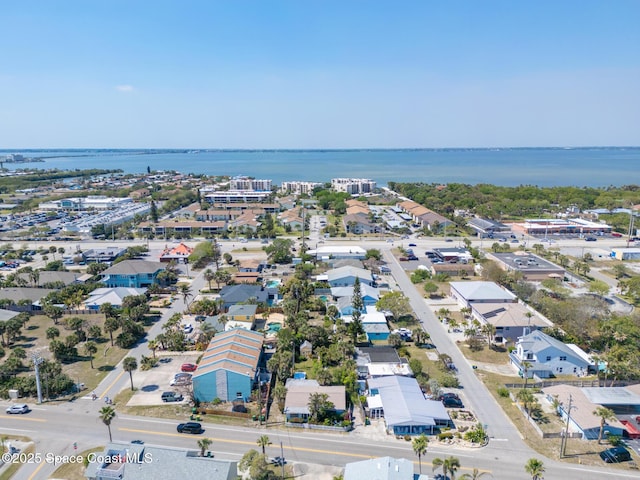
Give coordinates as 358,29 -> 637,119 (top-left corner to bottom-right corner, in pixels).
126,353 -> 201,406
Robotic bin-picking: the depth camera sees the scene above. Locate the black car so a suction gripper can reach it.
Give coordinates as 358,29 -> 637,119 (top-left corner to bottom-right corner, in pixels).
442,397 -> 464,408
177,422 -> 203,434
599,446 -> 631,463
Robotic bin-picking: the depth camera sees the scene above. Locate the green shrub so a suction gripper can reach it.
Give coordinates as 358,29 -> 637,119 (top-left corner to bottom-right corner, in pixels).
497,387 -> 510,398
404,435 -> 411,442
438,432 -> 454,441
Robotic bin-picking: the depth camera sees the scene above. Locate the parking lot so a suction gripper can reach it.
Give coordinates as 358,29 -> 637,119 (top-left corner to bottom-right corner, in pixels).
127,353 -> 201,406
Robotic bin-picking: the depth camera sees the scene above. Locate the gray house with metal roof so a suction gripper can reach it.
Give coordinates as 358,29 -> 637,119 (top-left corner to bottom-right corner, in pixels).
85,442 -> 237,480
367,375 -> 452,435
344,456 -> 429,480
449,281 -> 517,308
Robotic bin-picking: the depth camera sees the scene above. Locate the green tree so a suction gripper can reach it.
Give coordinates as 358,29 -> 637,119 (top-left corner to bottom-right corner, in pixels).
103,317 -> 120,347
308,392 -> 334,423
99,406 -> 116,442
150,200 -> 159,223
197,438 -> 212,457
432,456 -> 461,480
376,291 -> 412,320
179,284 -> 193,312
423,281 -> 439,297
588,280 -> 610,297
46,327 -> 60,340
459,468 -> 492,479
213,269 -> 232,289
524,458 -> 545,480
265,238 -> 294,264
203,269 -> 215,289
516,389 -> 535,419
256,435 -> 271,456
412,434 -> 428,474
593,406 -> 616,444
123,356 -> 138,391
43,304 -> 64,325
84,341 -> 98,369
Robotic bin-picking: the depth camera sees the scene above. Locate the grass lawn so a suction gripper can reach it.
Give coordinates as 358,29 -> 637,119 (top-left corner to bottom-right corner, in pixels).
9,313 -> 154,399
49,447 -> 103,480
458,343 -> 510,364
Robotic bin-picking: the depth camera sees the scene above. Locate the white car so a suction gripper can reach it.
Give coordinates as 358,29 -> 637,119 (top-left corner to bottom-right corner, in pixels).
183,324 -> 194,334
6,404 -> 29,414
170,373 -> 192,386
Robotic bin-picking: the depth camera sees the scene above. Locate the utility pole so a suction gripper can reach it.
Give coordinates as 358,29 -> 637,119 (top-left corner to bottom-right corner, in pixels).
31,353 -> 44,404
280,441 -> 285,480
560,394 -> 574,458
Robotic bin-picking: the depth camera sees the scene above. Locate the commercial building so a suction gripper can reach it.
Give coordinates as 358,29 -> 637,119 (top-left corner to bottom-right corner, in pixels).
490,252 -> 566,281
229,176 -> 272,191
611,248 -> 640,261
511,218 -> 612,236
344,457 -> 429,480
449,281 -> 517,309
100,260 -> 165,288
39,195 -> 133,211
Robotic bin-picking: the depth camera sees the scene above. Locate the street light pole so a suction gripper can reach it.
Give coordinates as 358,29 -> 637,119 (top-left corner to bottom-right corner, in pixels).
560,394 -> 574,458
31,353 -> 44,404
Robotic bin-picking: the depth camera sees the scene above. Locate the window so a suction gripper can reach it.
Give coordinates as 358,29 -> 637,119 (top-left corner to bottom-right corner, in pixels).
558,367 -> 563,373
559,356 -> 567,361
546,356 -> 551,361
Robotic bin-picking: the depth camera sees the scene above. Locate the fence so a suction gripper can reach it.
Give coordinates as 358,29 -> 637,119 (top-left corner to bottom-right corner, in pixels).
505,379 -> 628,389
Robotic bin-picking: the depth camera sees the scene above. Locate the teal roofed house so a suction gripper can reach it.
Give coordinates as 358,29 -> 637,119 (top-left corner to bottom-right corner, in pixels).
100,260 -> 165,288
193,329 -> 264,403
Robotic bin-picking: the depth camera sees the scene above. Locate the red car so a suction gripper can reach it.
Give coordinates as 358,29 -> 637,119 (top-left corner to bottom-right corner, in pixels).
181,363 -> 197,372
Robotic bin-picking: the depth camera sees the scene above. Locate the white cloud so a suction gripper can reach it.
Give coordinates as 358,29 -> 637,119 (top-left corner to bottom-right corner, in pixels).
115,85 -> 134,93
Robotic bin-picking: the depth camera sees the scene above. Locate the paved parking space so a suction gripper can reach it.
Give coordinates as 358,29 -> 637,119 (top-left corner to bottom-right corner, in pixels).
127,353 -> 201,406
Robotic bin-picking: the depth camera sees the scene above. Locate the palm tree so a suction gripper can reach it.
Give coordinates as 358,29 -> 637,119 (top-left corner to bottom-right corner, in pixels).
197,438 -> 212,457
412,434 -> 428,474
524,458 -> 544,480
123,356 -> 138,391
593,406 -> 616,444
99,406 -> 116,442
516,389 -> 535,419
147,339 -> 158,358
432,456 -> 461,480
203,269 -> 215,290
179,284 -> 193,312
459,469 -> 492,480
84,341 -> 97,369
256,435 -> 271,456
522,360 -> 533,389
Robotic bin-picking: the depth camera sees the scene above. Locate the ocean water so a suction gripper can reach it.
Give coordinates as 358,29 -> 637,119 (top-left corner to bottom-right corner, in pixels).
1,148 -> 639,187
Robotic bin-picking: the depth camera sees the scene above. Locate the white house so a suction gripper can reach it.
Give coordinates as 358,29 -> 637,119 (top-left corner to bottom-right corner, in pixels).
449,281 -> 517,309
510,330 -> 594,379
325,266 -> 374,287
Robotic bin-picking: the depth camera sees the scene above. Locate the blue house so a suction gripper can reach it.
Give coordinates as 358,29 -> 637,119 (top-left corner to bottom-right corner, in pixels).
325,266 -> 374,287
100,260 -> 165,288
331,284 -> 379,306
193,329 -> 264,403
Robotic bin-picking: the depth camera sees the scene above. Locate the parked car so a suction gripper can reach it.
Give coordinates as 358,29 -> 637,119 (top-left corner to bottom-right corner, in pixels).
183,324 -> 194,334
170,373 -> 192,386
408,243 -> 417,247
599,446 -> 631,463
585,237 -> 597,242
6,404 -> 29,414
442,397 -> 464,408
177,422 -> 203,434
438,392 -> 460,401
161,391 -> 184,403
271,456 -> 286,466
181,363 -> 197,372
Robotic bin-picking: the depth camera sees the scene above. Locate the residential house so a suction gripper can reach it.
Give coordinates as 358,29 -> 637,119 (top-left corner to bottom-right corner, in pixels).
325,266 -> 374,287
85,442 -> 237,480
356,346 -> 412,378
193,328 -> 264,403
449,281 -> 517,309
0,287 -> 55,311
344,457 -> 428,480
219,285 -> 268,309
510,330 -> 594,378
361,306 -> 390,341
367,375 -> 452,435
283,379 -> 346,423
223,304 -> 257,331
16,271 -> 83,288
471,302 -> 552,343
343,213 -> 381,235
84,287 -> 147,310
100,260 -> 165,288
542,385 -> 629,440
307,246 -> 367,261
300,340 -> 313,358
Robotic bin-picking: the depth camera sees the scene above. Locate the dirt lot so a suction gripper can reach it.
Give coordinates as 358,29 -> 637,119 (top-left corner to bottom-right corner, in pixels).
126,353 -> 201,406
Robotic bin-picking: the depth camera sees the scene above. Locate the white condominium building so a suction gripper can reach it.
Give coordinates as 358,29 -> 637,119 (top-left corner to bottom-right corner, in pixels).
331,178 -> 377,194
280,181 -> 323,195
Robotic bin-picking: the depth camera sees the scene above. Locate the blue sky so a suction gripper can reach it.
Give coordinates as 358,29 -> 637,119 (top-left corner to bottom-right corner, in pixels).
1,1 -> 639,148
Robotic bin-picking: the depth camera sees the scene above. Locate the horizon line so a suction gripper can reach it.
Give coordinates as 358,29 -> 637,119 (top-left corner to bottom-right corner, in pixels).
1,145 -> 639,151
